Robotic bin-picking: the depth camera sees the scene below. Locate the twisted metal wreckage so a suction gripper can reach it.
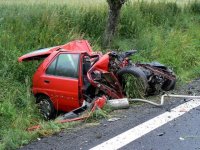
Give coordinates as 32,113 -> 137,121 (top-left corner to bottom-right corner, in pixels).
18,40 -> 199,131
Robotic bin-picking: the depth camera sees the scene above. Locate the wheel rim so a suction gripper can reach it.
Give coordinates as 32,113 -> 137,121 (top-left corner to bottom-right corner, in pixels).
38,98 -> 51,120
122,73 -> 146,98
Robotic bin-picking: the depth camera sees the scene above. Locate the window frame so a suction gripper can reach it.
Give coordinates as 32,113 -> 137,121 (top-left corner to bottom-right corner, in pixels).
45,52 -> 80,79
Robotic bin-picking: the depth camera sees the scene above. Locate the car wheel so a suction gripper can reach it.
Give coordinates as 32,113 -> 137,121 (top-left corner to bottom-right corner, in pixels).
117,66 -> 148,98
37,95 -> 55,120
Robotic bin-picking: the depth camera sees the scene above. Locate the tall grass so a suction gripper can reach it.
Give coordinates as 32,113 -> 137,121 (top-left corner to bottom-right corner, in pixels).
0,1 -> 200,149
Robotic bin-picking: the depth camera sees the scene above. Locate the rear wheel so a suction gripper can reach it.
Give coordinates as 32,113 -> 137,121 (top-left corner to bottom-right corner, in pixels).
36,95 -> 55,120
117,67 -> 148,98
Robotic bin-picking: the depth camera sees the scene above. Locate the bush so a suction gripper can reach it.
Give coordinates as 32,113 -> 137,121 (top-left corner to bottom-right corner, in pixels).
190,1 -> 200,14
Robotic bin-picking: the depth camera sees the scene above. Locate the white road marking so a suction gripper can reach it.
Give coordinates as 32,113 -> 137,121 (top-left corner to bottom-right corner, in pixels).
90,99 -> 200,150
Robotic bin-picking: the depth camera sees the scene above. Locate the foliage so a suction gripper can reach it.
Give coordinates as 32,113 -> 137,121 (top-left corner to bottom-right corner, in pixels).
122,74 -> 146,98
190,0 -> 200,14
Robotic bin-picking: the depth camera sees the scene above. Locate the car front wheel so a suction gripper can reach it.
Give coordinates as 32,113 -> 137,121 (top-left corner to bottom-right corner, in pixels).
36,95 -> 55,120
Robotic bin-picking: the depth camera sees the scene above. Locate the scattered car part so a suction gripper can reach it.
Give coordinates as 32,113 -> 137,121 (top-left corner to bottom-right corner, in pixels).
129,94 -> 200,106
107,117 -> 121,122
28,97 -> 106,131
58,96 -> 107,120
136,63 -> 176,95
28,94 -> 200,131
107,98 -> 129,109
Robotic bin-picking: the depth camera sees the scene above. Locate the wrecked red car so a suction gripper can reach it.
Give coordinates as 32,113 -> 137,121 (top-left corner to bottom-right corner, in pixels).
18,40 -> 176,119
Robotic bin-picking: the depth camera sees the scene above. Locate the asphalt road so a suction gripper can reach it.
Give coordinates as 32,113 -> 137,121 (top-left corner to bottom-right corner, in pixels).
121,105 -> 200,150
20,79 -> 200,150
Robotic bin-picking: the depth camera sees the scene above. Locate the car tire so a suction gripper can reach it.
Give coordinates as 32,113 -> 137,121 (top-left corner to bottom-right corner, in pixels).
117,66 -> 148,98
36,95 -> 55,120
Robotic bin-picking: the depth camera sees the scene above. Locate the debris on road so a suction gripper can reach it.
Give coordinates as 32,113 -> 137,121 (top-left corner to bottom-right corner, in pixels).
107,117 -> 121,122
107,98 -> 129,109
157,132 -> 166,136
179,136 -> 200,141
27,93 -> 200,131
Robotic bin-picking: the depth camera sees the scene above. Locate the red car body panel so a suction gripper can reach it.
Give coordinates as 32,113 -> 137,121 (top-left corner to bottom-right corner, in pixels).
18,46 -> 59,62
33,75 -> 79,111
18,40 -> 93,62
92,53 -> 110,72
61,40 -> 93,55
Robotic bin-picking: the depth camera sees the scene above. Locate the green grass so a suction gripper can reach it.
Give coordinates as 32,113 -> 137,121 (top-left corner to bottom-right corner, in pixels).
0,0 -> 200,149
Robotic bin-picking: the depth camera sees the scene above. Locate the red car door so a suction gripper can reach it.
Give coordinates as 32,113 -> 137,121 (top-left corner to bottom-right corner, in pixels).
18,40 -> 94,112
40,53 -> 81,112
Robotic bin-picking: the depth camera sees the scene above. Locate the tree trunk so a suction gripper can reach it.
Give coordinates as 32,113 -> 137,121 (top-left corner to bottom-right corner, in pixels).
103,0 -> 126,48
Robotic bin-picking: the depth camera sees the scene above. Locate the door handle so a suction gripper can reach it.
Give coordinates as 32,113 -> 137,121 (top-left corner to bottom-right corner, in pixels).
44,80 -> 50,83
